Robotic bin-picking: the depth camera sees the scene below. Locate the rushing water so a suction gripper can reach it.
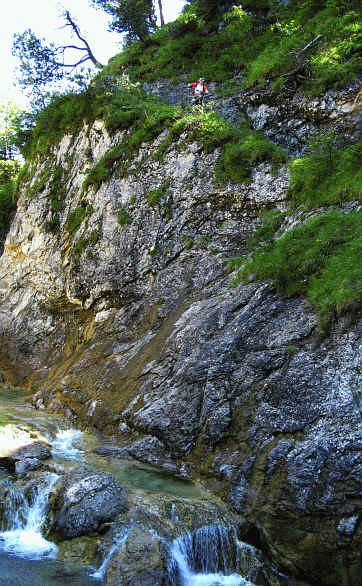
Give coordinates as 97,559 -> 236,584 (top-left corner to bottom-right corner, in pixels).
167,526 -> 258,586
0,473 -> 58,558
0,389 -> 260,585
0,389 -> 203,498
90,526 -> 131,581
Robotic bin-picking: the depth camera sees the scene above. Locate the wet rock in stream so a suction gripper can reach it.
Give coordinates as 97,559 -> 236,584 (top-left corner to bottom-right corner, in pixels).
52,465 -> 129,538
104,526 -> 166,586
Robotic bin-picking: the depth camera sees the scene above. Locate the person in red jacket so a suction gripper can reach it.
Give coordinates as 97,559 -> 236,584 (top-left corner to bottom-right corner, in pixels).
188,78 -> 208,105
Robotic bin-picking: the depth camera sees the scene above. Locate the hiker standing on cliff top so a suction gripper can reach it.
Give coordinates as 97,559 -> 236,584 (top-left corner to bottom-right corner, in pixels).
188,78 -> 208,105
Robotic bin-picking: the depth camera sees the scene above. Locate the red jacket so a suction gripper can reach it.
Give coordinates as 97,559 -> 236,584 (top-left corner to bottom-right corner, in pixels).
189,82 -> 208,96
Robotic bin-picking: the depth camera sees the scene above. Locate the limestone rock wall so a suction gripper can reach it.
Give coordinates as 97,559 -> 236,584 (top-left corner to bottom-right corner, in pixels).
0,84 -> 361,585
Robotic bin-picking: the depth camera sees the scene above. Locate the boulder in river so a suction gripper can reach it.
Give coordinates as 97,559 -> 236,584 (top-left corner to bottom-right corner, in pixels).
53,465 -> 129,538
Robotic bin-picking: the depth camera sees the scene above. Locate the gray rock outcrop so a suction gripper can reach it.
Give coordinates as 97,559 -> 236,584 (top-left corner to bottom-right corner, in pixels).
104,527 -> 166,586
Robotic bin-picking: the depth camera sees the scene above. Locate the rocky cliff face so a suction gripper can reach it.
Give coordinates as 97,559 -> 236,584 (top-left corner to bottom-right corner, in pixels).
0,82 -> 360,585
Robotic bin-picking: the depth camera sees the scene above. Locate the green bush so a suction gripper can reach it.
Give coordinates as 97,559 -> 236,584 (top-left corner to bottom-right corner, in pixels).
215,131 -> 287,185
288,137 -> 362,208
100,1 -> 360,95
83,97 -> 177,191
146,181 -> 170,206
0,160 -> 20,184
22,91 -> 101,160
0,160 -> 19,244
156,109 -> 238,161
0,180 -> 16,244
238,209 -> 361,326
247,209 -> 287,251
71,228 -> 100,260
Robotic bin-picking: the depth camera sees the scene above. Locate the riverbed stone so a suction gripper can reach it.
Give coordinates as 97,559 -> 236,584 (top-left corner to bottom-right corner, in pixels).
56,535 -> 101,566
0,424 -> 51,471
14,457 -> 43,475
95,435 -> 192,478
53,466 -> 128,538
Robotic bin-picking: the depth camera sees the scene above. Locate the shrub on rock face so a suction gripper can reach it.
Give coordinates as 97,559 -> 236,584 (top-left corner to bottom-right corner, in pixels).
53,466 -> 128,538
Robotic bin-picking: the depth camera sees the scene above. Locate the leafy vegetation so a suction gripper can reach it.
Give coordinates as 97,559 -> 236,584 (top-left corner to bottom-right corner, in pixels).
246,209 -> 287,251
146,181 -> 170,207
234,209 -> 361,328
0,102 -> 22,160
90,0 -> 160,43
0,160 -> 19,245
65,201 -> 93,237
155,107 -> 287,183
117,207 -> 132,226
21,92 -> 100,160
82,90 -> 177,191
215,132 -> 287,185
105,1 -> 361,95
288,136 -> 362,208
227,130 -> 361,327
72,228 -> 100,260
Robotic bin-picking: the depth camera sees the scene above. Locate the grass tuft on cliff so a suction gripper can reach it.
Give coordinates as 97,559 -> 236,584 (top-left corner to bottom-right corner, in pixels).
234,209 -> 361,328
288,137 -> 362,208
81,99 -> 287,193
227,133 -> 361,328
18,1 -> 361,165
65,201 -> 93,238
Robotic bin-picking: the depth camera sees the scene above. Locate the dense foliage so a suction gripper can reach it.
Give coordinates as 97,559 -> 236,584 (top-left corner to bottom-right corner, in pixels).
91,0 -> 158,42
105,0 -> 360,94
288,136 -> 362,208
0,160 -> 20,247
228,133 -> 362,328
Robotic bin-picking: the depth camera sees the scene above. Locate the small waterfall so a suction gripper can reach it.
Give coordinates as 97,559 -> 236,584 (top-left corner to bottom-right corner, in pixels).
0,473 -> 58,559
91,525 -> 131,580
167,525 -> 257,586
51,428 -> 84,460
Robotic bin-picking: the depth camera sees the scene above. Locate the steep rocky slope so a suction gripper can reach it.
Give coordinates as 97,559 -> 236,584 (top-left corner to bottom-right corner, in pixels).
0,76 -> 361,585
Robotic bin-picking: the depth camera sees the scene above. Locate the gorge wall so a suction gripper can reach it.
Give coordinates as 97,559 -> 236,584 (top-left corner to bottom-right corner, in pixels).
0,79 -> 361,585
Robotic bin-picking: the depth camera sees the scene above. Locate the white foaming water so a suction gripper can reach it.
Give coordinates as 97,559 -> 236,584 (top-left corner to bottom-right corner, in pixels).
0,473 -> 59,559
51,428 -> 84,460
91,526 -> 130,579
168,525 -> 256,586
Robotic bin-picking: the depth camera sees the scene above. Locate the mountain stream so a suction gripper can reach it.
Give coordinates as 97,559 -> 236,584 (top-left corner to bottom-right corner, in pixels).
0,389 -> 261,585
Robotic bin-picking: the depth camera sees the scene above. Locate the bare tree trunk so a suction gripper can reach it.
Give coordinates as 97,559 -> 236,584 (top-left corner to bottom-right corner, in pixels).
64,11 -> 103,69
158,0 -> 165,27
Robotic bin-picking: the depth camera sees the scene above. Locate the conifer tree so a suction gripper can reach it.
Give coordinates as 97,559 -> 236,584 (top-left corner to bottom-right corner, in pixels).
91,0 -> 165,42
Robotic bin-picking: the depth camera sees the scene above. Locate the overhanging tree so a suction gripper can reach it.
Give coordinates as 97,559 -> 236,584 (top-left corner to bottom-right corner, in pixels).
13,11 -> 102,110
